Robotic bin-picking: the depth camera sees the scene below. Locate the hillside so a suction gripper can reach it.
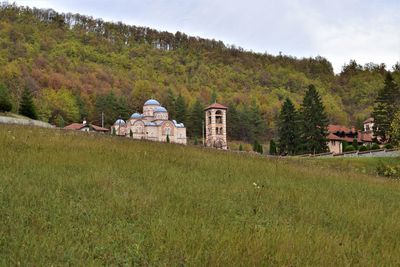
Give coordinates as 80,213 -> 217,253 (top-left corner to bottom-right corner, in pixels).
1,125 -> 400,265
0,3 -> 399,139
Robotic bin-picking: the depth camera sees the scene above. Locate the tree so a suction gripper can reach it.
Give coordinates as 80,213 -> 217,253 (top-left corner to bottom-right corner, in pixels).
390,110 -> 400,146
239,143 -> 243,151
227,104 -> 241,140
175,94 -> 187,125
299,84 -> 329,154
166,134 -> 170,143
277,98 -> 300,155
164,88 -> 176,119
248,102 -> 267,143
372,73 -> 400,142
211,88 -> 217,103
194,136 -> 198,145
129,129 -> 133,138
19,87 -> 37,119
188,99 -> 204,138
269,140 -> 277,155
0,83 -> 12,112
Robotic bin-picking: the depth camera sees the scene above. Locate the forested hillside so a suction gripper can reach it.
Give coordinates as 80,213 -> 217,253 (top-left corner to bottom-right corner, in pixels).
0,3 -> 399,141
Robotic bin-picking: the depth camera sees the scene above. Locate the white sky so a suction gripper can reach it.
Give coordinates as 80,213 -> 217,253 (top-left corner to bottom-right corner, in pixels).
13,0 -> 400,73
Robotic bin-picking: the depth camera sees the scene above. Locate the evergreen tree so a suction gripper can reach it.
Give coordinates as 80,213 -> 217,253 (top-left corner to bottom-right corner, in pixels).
227,104 -> 240,140
129,129 -> 133,138
164,88 -> 176,119
277,98 -> 300,155
250,102 -> 267,142
299,84 -> 329,154
269,140 -> 277,155
239,143 -> 243,151
188,99 -> 204,138
19,87 -> 37,119
0,83 -> 12,112
194,136 -> 198,145
390,110 -> 400,146
175,94 -> 187,125
253,140 -> 260,153
211,89 -> 217,103
166,134 -> 170,143
372,73 -> 400,142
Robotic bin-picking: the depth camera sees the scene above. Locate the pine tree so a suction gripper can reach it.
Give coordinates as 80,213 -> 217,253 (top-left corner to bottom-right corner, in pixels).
188,99 -> 204,138
299,84 -> 329,154
239,143 -> 243,151
166,134 -> 170,143
269,140 -> 277,155
194,136 -> 198,145
372,73 -> 400,142
278,98 -> 300,155
227,104 -> 240,140
248,102 -> 267,143
211,89 -> 217,103
175,94 -> 187,125
164,88 -> 176,119
129,129 -> 133,138
0,83 -> 12,112
19,87 -> 37,119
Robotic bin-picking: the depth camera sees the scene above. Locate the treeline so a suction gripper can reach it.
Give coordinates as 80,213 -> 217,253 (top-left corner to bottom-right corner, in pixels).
0,3 -> 400,143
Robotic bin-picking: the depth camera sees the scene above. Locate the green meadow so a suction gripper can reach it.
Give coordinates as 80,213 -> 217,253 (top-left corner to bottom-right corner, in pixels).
1,125 -> 400,266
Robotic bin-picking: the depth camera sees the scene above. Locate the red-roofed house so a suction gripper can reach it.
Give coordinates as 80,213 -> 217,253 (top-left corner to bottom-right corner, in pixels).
327,124 -> 374,154
64,120 -> 109,133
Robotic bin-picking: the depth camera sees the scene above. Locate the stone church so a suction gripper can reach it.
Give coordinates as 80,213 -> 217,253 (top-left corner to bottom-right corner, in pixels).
112,99 -> 187,144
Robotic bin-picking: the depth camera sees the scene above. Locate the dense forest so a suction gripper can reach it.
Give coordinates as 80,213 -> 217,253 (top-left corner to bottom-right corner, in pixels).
0,3 -> 399,142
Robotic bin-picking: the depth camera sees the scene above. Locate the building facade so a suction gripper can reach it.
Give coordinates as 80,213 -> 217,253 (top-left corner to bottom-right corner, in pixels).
112,99 -> 187,144
204,103 -> 227,149
327,124 -> 373,154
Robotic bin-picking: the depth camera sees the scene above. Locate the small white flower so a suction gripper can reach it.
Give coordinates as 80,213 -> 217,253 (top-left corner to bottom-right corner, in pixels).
253,182 -> 257,186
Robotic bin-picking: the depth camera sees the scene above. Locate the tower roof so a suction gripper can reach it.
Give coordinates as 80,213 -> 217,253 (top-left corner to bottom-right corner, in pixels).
204,103 -> 228,110
144,99 -> 161,106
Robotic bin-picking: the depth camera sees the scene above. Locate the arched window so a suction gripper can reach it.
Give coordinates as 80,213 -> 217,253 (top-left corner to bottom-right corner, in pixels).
215,110 -> 222,124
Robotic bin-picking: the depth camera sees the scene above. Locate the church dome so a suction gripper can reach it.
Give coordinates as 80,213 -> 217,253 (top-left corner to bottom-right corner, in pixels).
114,119 -> 126,125
144,99 -> 161,106
130,113 -> 143,118
154,106 -> 168,113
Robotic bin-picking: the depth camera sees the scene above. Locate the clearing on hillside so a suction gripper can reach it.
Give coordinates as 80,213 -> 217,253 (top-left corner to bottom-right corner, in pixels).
0,125 -> 399,265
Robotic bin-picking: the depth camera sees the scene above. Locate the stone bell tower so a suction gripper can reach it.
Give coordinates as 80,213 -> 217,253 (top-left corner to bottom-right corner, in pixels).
204,103 -> 228,149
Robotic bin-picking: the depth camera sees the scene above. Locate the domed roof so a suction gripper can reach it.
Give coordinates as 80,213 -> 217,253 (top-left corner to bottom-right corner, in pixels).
114,119 -> 126,125
144,99 -> 161,106
154,106 -> 168,113
130,113 -> 143,118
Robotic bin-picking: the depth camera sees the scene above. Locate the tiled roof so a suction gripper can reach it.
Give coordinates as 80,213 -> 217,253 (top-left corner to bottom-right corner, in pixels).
204,103 -> 228,110
64,123 -> 85,130
64,123 -> 109,132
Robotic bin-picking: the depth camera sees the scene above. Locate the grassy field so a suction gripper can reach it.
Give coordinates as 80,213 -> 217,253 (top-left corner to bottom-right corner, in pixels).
1,125 -> 400,266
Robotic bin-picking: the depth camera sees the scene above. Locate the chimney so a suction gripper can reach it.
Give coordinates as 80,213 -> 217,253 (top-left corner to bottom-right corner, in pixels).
83,118 -> 87,125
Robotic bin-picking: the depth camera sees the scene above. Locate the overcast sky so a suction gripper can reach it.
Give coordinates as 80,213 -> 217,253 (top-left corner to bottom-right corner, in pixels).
14,0 -> 400,73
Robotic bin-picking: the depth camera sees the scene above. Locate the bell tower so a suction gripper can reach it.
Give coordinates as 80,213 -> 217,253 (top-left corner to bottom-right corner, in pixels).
204,103 -> 228,149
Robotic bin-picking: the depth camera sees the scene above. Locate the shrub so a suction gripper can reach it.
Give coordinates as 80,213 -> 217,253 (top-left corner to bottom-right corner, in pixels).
371,143 -> 380,150
344,145 -> 356,152
269,140 -> 277,155
0,83 -> 12,112
239,144 -> 243,151
359,146 -> 368,152
376,163 -> 400,179
384,144 -> 394,149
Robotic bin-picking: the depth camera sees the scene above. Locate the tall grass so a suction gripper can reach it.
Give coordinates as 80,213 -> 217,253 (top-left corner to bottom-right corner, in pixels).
1,125 -> 400,265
